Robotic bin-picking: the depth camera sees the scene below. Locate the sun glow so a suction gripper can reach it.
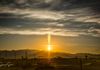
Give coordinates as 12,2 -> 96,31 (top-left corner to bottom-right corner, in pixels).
48,44 -> 52,51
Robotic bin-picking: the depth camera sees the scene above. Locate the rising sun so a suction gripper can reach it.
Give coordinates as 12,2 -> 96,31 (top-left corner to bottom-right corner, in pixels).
48,44 -> 52,51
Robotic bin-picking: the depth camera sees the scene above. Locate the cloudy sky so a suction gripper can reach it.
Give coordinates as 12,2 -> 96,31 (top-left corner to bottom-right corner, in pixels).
0,0 -> 100,54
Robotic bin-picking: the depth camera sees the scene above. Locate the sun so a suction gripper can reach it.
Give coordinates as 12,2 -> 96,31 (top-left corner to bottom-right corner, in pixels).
48,44 -> 52,51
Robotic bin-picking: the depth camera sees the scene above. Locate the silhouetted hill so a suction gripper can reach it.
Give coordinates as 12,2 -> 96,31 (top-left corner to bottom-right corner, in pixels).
0,49 -> 100,59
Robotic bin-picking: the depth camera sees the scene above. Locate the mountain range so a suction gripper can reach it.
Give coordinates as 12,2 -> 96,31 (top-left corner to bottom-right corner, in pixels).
0,49 -> 100,59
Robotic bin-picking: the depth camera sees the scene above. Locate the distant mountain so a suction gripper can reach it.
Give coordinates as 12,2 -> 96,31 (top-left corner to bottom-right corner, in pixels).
0,49 -> 100,59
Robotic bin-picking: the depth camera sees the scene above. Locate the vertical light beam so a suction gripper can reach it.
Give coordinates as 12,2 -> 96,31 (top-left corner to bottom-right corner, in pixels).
48,32 -> 52,51
47,32 -> 52,62
48,32 -> 51,45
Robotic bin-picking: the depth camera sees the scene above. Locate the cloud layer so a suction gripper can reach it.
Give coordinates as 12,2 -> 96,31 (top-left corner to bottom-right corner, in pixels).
0,0 -> 100,37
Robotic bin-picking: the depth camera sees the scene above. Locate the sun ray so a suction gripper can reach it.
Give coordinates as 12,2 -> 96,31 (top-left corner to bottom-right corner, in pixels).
48,32 -> 51,45
47,32 -> 52,51
47,32 -> 52,60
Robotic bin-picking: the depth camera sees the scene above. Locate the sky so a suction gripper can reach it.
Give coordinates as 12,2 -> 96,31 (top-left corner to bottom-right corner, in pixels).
0,0 -> 100,54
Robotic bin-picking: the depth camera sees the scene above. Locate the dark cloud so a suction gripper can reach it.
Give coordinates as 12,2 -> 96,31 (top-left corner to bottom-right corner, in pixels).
0,13 -> 29,28
63,21 -> 100,29
0,0 -> 14,4
0,0 -> 100,12
0,11 -> 100,37
0,12 -> 99,29
0,12 -> 58,29
50,0 -> 100,12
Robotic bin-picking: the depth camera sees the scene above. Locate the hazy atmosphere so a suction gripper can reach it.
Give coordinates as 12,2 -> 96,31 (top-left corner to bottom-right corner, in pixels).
0,0 -> 100,54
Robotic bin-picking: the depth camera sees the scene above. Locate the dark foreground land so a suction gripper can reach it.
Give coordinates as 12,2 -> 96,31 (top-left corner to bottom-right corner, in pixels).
0,57 -> 100,70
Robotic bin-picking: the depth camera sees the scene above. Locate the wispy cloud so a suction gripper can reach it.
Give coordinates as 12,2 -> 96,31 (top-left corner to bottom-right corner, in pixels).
0,27 -> 100,37
0,0 -> 100,37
